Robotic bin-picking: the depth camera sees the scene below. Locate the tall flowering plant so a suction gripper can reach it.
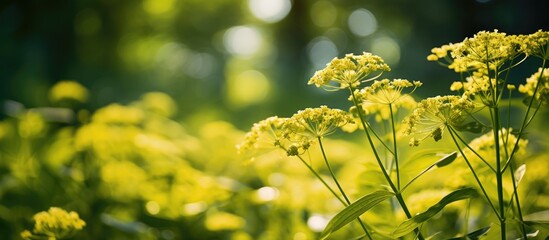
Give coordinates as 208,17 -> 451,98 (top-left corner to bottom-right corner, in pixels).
239,30 -> 549,239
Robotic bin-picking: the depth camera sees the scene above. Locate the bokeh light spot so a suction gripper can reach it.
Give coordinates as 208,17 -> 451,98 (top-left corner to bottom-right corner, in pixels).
371,35 -> 401,66
143,0 -> 174,14
256,186 -> 279,202
310,1 -> 337,27
145,201 -> 160,215
248,0 -> 291,23
223,26 -> 263,57
348,8 -> 377,37
307,214 -> 329,232
308,37 -> 338,68
226,70 -> 271,108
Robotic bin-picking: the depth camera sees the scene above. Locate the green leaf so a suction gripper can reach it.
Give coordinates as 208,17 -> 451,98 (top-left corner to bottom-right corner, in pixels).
454,121 -> 490,134
514,164 -> 526,186
401,152 -> 458,192
320,190 -> 394,240
392,188 -> 477,238
447,225 -> 491,239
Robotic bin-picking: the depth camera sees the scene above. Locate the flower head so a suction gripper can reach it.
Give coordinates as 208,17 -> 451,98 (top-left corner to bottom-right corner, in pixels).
449,70 -> 498,106
519,68 -> 549,105
404,95 -> 475,146
49,81 -> 89,104
308,52 -> 390,90
353,79 -> 422,105
284,106 -> 352,139
452,30 -> 522,71
467,128 -> 528,162
236,116 -> 288,156
21,207 -> 86,240
523,30 -> 549,59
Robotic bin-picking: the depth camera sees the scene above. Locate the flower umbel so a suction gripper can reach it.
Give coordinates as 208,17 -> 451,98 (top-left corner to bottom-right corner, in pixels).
353,79 -> 422,105
523,30 -> 549,60
237,116 -> 288,156
285,106 -> 352,139
308,52 -> 390,90
449,30 -> 522,72
404,95 -> 475,146
519,68 -> 549,105
21,207 -> 86,240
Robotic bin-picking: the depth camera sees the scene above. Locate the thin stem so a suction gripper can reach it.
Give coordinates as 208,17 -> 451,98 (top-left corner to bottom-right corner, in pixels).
508,162 -> 527,239
448,127 -> 501,220
503,60 -> 547,171
317,137 -> 373,240
282,146 -> 346,206
318,137 -> 351,204
388,103 -> 400,190
450,127 -> 497,173
489,106 -> 506,240
349,88 -> 425,240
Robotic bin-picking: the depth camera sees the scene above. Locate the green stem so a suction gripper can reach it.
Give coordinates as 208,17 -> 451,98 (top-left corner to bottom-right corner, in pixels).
508,162 -> 527,239
388,103 -> 400,190
503,60 -> 547,171
317,137 -> 373,240
349,88 -> 424,240
448,127 -> 501,220
489,106 -> 506,240
283,146 -> 346,206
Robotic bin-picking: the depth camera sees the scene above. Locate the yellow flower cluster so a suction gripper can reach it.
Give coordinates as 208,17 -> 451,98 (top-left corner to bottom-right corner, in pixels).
308,52 -> 390,90
426,43 -> 460,62
466,128 -> 528,162
449,70 -> 498,105
452,30 -> 521,71
285,106 -> 352,139
48,81 -> 89,104
523,29 -> 549,59
404,95 -> 475,146
519,68 -> 549,104
353,78 -> 422,105
238,106 -> 352,157
21,207 -> 86,240
236,116 -> 288,155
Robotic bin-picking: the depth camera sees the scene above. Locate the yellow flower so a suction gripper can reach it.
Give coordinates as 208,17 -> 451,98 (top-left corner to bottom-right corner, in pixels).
139,92 -> 177,117
451,30 -> 521,71
404,95 -> 475,146
466,128 -> 528,162
285,106 -> 352,139
308,52 -> 390,90
236,116 -> 288,155
353,79 -> 422,105
49,81 -> 89,104
518,68 -> 549,104
21,207 -> 86,240
449,70 -> 498,106
18,111 -> 46,139
523,29 -> 549,59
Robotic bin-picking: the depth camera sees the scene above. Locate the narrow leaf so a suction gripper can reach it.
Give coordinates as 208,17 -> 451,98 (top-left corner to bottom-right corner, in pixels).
402,151 -> 458,191
320,190 -> 394,240
454,121 -> 490,134
514,164 -> 526,186
448,225 -> 491,240
392,188 -> 477,238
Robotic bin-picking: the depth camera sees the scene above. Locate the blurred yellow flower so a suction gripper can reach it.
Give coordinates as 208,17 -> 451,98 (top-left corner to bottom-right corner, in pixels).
519,68 -> 549,104
18,111 -> 46,139
21,207 -> 85,240
49,80 -> 89,104
205,211 -> 245,231
139,92 -> 177,117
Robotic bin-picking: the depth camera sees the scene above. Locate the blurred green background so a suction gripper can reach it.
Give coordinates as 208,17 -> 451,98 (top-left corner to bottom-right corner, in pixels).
1,1 -> 549,239
2,0 -> 547,128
